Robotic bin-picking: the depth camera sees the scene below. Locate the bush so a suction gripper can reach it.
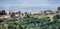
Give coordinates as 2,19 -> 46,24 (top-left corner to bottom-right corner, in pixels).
1,14 -> 60,29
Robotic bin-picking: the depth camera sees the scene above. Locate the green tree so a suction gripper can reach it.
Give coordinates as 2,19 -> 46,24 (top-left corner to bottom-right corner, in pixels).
58,7 -> 60,11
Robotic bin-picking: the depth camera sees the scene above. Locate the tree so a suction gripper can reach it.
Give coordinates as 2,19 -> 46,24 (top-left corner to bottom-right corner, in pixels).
23,12 -> 29,17
0,10 -> 6,15
44,10 -> 51,15
18,11 -> 21,15
58,7 -> 60,11
53,14 -> 60,19
47,10 -> 51,14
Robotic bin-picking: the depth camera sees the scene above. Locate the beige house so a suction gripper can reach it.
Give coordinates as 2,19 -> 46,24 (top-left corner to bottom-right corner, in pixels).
31,11 -> 45,15
31,12 -> 40,15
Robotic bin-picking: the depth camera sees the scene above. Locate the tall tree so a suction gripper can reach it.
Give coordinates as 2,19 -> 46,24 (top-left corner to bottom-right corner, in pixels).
0,10 -> 6,15
58,7 -> 60,11
18,11 -> 21,15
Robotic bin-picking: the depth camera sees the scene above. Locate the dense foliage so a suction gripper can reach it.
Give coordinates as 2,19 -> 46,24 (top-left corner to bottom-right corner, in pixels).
0,14 -> 60,29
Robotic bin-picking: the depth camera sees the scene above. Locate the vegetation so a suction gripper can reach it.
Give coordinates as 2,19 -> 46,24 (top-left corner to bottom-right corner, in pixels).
0,14 -> 60,29
58,7 -> 60,10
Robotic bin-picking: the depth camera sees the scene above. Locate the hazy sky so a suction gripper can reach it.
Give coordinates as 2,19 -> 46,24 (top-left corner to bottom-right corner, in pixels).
0,0 -> 60,12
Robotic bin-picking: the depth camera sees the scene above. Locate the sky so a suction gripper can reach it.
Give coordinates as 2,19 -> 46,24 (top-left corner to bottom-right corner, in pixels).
0,0 -> 60,12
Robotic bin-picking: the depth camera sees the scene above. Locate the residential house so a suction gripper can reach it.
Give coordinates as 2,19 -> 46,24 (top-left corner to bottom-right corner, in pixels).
31,11 -> 45,16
